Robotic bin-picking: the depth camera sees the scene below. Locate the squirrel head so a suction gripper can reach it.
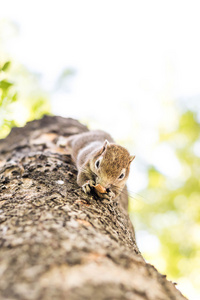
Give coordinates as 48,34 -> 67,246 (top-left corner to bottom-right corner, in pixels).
90,140 -> 135,193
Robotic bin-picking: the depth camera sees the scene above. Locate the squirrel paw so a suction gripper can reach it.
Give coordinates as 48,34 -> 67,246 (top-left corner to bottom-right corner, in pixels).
107,190 -> 115,199
96,189 -> 115,201
82,180 -> 95,194
103,190 -> 115,201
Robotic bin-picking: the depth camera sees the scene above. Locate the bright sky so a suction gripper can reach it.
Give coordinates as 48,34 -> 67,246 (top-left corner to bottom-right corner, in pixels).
1,2 -> 200,298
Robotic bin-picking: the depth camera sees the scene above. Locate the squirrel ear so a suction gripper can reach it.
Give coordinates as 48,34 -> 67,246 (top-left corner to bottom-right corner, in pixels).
129,155 -> 135,164
100,139 -> 110,155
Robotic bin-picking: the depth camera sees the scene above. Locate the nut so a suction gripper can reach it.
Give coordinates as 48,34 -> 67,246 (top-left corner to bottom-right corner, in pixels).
93,184 -> 107,194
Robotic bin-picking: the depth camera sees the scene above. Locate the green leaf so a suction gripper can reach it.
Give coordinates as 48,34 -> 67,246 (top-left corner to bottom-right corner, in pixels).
1,61 -> 11,72
0,80 -> 13,90
12,93 -> 18,102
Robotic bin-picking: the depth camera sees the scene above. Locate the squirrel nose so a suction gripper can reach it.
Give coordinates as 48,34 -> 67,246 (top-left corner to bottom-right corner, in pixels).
99,181 -> 110,190
96,177 -> 107,188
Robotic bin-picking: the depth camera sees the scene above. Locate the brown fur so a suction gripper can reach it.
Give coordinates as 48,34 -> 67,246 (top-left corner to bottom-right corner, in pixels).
66,130 -> 135,200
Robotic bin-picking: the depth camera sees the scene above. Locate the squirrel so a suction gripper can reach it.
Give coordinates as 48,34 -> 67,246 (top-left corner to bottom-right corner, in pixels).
64,130 -> 135,201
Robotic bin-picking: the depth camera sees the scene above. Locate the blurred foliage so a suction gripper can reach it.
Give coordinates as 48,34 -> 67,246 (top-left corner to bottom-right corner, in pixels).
0,59 -> 51,139
0,20 -> 51,139
0,60 -> 18,137
130,109 -> 200,294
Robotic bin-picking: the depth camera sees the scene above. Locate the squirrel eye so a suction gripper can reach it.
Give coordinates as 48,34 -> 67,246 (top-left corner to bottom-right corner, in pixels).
95,159 -> 100,169
118,172 -> 125,180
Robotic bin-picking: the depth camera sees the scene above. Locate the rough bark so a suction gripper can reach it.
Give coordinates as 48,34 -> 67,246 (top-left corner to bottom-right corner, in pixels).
0,116 -> 187,300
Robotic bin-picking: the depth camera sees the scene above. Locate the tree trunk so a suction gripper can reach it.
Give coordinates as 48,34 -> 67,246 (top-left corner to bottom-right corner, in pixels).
0,116 -> 187,300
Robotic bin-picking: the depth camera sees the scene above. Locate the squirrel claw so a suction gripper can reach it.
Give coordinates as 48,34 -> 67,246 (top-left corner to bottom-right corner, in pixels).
103,189 -> 115,200
103,191 -> 115,201
101,198 -> 111,204
96,189 -> 115,201
108,190 -> 115,199
82,180 -> 95,194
